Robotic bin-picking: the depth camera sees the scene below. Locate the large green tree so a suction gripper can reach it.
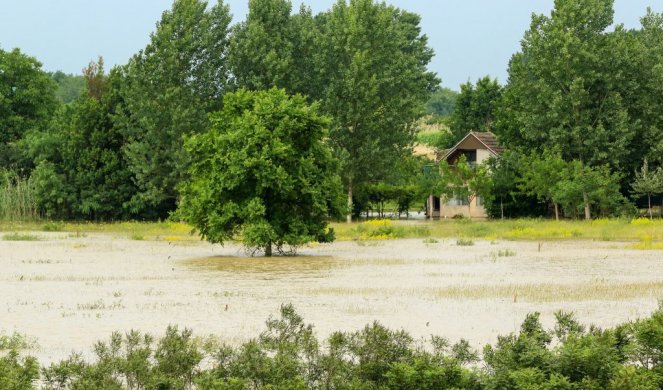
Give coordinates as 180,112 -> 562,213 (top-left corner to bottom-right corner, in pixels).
0,48 -> 58,172
497,0 -> 640,218
608,9 -> 663,184
228,0 -> 317,97
316,0 -> 438,222
179,88 -> 343,256
117,0 -> 232,217
448,76 -> 502,146
518,151 -> 567,220
498,0 -> 631,171
31,59 -> 136,220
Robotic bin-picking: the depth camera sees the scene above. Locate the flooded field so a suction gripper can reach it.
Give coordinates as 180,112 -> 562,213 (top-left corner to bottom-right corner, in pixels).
1,233 -> 662,363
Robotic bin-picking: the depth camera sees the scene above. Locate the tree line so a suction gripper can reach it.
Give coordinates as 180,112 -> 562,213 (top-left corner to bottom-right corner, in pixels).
424,1 -> 663,220
2,303 -> 663,388
0,0 -> 436,225
2,0 -> 663,227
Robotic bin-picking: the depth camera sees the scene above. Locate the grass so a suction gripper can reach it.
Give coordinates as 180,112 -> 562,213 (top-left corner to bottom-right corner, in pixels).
456,238 -> 474,246
2,232 -> 41,241
77,299 -> 125,311
0,220 -> 196,241
333,218 -> 663,243
1,217 -> 663,245
496,249 -> 516,257
301,280 -> 663,302
0,173 -> 38,221
42,221 -> 64,232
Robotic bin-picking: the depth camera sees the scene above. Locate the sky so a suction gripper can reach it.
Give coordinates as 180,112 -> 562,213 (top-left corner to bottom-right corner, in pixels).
0,0 -> 661,90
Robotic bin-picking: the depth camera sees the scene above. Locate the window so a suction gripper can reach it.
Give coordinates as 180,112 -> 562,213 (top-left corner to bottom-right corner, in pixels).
447,193 -> 469,206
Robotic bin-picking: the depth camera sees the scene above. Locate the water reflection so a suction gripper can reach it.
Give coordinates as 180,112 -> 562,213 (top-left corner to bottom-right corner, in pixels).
184,256 -> 338,275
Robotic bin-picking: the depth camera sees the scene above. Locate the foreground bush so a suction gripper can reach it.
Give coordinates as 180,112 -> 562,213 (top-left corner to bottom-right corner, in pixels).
3,303 -> 663,389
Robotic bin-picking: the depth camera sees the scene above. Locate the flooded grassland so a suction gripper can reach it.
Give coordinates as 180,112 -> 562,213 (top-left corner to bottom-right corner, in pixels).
1,233 -> 662,363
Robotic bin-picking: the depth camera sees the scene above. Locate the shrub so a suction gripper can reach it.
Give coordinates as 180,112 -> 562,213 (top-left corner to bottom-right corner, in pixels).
456,238 -> 474,246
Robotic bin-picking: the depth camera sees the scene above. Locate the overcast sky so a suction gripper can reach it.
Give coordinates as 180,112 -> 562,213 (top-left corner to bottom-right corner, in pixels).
0,1 -> 660,90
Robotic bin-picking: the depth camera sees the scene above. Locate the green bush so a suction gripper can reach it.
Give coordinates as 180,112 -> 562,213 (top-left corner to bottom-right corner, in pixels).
7,303 -> 663,389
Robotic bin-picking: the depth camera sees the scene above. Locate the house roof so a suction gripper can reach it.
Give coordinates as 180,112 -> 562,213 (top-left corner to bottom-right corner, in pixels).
440,131 -> 503,161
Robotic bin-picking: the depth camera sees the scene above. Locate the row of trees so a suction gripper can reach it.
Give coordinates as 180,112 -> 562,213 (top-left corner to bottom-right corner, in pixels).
0,0 -> 437,224
3,303 -> 663,388
420,0 -> 663,220
3,0 -> 663,227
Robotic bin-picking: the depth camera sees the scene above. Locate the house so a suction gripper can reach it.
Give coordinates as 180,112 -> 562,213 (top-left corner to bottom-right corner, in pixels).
426,131 -> 503,219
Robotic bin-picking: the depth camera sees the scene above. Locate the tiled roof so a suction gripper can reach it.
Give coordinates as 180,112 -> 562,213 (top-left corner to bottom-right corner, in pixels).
438,131 -> 504,162
472,131 -> 504,155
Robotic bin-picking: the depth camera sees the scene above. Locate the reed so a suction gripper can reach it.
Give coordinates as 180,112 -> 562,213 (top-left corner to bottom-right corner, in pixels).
0,172 -> 38,221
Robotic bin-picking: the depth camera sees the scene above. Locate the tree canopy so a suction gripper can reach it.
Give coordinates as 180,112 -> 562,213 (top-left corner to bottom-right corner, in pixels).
179,88 -> 343,256
317,0 -> 438,221
449,76 -> 501,147
116,0 -> 233,217
0,48 -> 58,171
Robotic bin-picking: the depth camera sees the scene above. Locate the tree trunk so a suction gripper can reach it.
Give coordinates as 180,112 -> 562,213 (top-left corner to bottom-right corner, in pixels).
265,242 -> 272,257
346,180 -> 353,223
583,191 -> 591,220
553,202 -> 559,221
467,198 -> 472,220
648,194 -> 652,220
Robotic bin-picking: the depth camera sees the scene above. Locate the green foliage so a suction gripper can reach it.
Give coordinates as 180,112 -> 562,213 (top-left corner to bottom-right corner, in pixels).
426,87 -> 458,117
483,152 -> 548,219
437,155 -> 493,218
316,0 -> 439,218
496,0 -> 663,204
229,0 -> 317,97
0,170 -> 38,221
6,304 -> 663,388
41,327 -> 202,389
2,232 -> 40,241
179,88 -> 343,256
448,76 -> 502,147
0,332 -> 35,350
553,161 -> 629,219
631,159 -> 663,219
494,151 -> 631,220
116,0 -> 232,218
0,351 -> 39,390
50,71 -> 85,104
518,151 -> 567,220
30,61 -> 138,220
0,48 -> 58,171
41,220 -> 63,232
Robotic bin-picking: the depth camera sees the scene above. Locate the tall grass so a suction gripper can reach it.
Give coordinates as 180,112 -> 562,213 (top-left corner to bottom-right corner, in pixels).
333,218 -> 663,242
0,172 -> 38,221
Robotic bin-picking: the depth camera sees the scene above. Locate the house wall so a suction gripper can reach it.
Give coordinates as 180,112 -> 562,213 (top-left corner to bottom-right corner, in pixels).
427,194 -> 487,219
425,133 -> 498,219
476,149 -> 492,164
440,196 -> 486,219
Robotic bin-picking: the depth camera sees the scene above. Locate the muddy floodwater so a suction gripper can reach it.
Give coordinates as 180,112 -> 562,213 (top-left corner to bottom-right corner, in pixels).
1,233 -> 662,363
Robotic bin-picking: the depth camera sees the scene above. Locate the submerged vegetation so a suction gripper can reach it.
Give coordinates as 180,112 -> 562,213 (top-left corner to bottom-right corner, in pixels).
2,304 -> 662,388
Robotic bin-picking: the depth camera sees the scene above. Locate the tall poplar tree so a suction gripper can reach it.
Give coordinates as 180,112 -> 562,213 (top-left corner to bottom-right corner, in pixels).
228,0 -> 319,99
117,0 -> 232,217
497,0 -> 633,218
317,0 -> 438,222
